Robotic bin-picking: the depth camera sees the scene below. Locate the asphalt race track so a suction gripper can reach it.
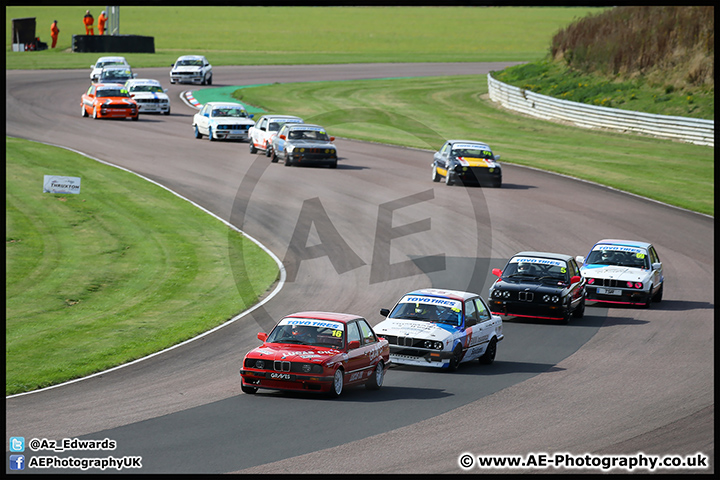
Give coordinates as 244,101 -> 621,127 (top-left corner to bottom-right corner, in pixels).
5,64 -> 714,474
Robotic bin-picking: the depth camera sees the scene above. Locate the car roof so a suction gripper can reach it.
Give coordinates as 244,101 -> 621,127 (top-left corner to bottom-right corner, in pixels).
404,288 -> 478,302
101,65 -> 131,71
127,78 -> 162,85
177,55 -> 204,60
205,102 -> 246,108
95,83 -> 126,88
265,115 -> 302,120
286,123 -> 324,129
447,139 -> 492,148
592,239 -> 652,249
96,56 -> 127,62
512,251 -> 574,262
284,311 -> 364,323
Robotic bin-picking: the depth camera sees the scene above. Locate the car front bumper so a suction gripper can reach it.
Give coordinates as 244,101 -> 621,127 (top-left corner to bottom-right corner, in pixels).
239,369 -> 334,393
489,300 -> 570,321
585,286 -> 652,306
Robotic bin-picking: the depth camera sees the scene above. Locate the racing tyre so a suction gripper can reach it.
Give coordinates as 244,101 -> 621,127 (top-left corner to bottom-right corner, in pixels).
207,74 -> 213,86
164,108 -> 171,116
432,165 -> 441,182
249,142 -> 257,154
81,105 -> 88,117
284,156 -> 293,167
208,127 -> 215,141
329,368 -> 344,398
265,147 -> 273,158
92,106 -> 98,119
479,338 -> 497,365
194,125 -> 202,139
653,283 -> 663,303
492,178 -> 502,188
329,160 -> 338,169
241,384 -> 258,394
445,172 -> 454,186
448,345 -> 463,372
572,298 -> 585,318
365,362 -> 385,390
131,114 -> 139,122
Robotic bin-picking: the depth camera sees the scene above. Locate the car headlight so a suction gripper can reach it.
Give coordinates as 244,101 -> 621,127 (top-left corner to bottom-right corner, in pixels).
254,359 -> 264,369
542,294 -> 560,303
423,340 -> 443,350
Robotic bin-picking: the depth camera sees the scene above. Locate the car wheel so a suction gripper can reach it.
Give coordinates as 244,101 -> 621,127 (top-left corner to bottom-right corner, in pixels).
445,171 -> 454,186
329,160 -> 338,169
207,74 -> 212,85
365,361 -> 385,390
572,297 -> 585,318
131,114 -> 139,121
92,106 -> 98,119
447,344 -> 463,372
479,338 -> 497,365
164,108 -> 170,116
249,142 -> 257,154
492,178 -> 502,188
432,164 -> 441,182
284,156 -> 293,167
271,150 -> 280,163
81,104 -> 88,117
653,282 -> 663,302
329,368 -> 344,398
241,384 -> 257,394
208,127 -> 215,141
265,146 -> 273,157
194,125 -> 202,139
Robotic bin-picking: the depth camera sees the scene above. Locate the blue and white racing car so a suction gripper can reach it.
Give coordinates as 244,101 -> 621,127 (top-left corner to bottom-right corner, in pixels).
375,288 -> 503,371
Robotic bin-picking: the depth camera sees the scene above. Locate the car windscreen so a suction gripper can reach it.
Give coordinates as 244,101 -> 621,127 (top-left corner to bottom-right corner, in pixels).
503,257 -> 569,281
177,60 -> 202,66
586,248 -> 650,269
266,318 -> 345,348
452,147 -> 494,159
97,89 -> 129,98
288,130 -> 330,141
389,295 -> 462,326
130,85 -> 163,93
211,107 -> 247,117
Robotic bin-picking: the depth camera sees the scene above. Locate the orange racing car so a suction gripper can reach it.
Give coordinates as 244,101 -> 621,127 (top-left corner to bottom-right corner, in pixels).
81,83 -> 139,120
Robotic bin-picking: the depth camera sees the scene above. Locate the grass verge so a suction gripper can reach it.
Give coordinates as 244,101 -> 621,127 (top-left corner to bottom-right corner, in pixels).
232,75 -> 713,216
5,137 -> 279,395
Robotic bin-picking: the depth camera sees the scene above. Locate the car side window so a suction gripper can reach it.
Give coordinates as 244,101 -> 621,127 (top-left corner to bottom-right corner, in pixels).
357,319 -> 377,345
649,246 -> 660,264
259,118 -> 267,130
474,298 -> 491,321
567,260 -> 578,278
346,321 -> 361,348
465,300 -> 478,327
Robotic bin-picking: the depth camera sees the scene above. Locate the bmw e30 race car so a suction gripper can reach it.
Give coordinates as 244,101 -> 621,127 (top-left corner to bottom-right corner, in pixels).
489,252 -> 586,323
579,239 -> 664,307
374,289 -> 503,371
240,312 -> 390,398
81,83 -> 138,121
432,139 -> 502,187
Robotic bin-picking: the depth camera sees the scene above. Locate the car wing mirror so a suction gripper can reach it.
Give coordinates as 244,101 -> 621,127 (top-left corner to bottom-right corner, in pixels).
329,136 -> 335,141
347,340 -> 360,350
494,154 -> 501,161
492,268 -> 503,278
279,134 -> 286,140
249,114 -> 254,119
575,256 -> 585,266
570,275 -> 581,284
652,262 -> 662,270
380,308 -> 390,317
257,332 -> 268,342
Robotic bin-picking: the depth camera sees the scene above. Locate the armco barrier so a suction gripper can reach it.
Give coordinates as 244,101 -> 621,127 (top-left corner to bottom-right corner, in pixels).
487,73 -> 713,147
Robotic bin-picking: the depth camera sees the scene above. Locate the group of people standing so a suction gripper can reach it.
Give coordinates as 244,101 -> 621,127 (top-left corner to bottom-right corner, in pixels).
50,9 -> 108,49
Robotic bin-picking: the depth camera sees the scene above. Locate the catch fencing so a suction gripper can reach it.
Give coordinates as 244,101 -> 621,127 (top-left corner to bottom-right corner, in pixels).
487,74 -> 713,147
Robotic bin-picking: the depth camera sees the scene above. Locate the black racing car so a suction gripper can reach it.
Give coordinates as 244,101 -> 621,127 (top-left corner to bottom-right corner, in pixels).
488,251 -> 586,324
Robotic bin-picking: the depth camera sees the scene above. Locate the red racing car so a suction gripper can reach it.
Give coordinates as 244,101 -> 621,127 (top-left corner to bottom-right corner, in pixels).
240,311 -> 390,397
81,83 -> 139,120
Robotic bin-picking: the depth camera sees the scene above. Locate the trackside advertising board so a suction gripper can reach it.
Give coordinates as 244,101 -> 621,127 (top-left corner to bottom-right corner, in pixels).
43,175 -> 81,194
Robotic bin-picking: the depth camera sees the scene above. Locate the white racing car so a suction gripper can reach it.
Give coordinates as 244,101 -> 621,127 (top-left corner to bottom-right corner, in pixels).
375,288 -> 503,371
579,239 -> 664,307
192,102 -> 255,141
249,115 -> 304,157
170,55 -> 212,85
124,78 -> 170,115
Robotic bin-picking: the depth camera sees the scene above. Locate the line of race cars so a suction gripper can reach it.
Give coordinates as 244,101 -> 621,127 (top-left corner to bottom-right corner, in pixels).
240,238 -> 665,398
81,57 -> 664,398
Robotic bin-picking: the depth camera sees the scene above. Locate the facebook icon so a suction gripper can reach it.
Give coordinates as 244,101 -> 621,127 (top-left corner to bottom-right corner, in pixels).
9,455 -> 25,470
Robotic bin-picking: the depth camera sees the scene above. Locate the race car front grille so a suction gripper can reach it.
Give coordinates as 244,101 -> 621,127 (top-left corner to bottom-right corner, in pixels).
135,98 -> 167,104
244,358 -> 323,374
589,278 -> 624,288
218,125 -> 250,130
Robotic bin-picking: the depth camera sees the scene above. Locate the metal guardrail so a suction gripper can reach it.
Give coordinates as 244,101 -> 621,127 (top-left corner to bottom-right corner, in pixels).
487,74 -> 714,147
